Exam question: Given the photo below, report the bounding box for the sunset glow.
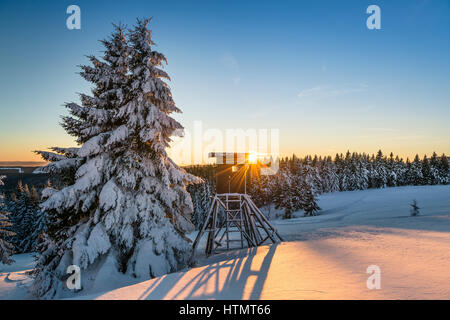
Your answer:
[1,1,449,164]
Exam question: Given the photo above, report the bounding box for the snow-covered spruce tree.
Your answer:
[372,150,388,188]
[184,165,216,229]
[410,155,423,185]
[0,176,15,265]
[273,169,304,219]
[302,182,321,216]
[438,154,449,184]
[8,181,43,253]
[35,147,81,187]
[421,155,432,185]
[188,182,212,229]
[249,174,270,208]
[31,20,200,298]
[429,152,440,185]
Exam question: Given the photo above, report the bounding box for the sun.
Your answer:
[248,152,258,164]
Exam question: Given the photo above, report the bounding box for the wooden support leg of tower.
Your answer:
[243,197,258,247]
[225,198,230,250]
[207,200,219,256]
[250,206,277,244]
[193,193,283,257]
[244,195,284,242]
[244,194,283,240]
[192,198,216,253]
[242,203,257,247]
[243,200,262,245]
[240,196,273,242]
[238,199,244,249]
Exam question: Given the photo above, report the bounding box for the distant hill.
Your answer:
[0,167,43,174]
[0,165,59,193]
[0,161,47,167]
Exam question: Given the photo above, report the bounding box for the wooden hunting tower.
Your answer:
[192,152,283,257]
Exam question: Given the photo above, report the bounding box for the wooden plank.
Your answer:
[192,197,216,252]
[244,194,284,242]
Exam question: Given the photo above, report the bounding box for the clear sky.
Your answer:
[0,0,449,164]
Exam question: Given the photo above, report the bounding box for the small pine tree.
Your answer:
[302,183,321,216]
[410,200,420,217]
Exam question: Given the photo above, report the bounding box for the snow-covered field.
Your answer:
[0,253,35,299]
[2,185,450,299]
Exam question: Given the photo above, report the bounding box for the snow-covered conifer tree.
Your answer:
[387,152,398,187]
[0,176,15,265]
[302,182,321,216]
[249,174,271,208]
[188,182,212,229]
[429,152,440,185]
[372,150,388,188]
[394,155,406,186]
[438,154,449,184]
[411,154,423,185]
[321,156,339,193]
[8,181,42,253]
[421,155,432,185]
[273,170,303,219]
[31,20,200,298]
